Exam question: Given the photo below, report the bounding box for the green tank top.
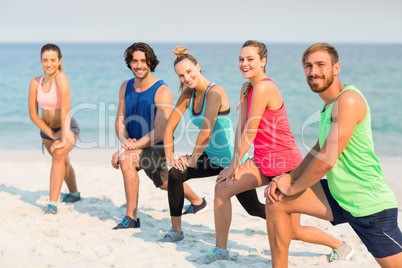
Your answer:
[319,85,397,217]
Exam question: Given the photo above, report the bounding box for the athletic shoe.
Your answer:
[113,216,140,230]
[62,192,81,203]
[329,242,354,262]
[200,247,229,264]
[157,228,184,243]
[183,197,207,215]
[44,204,58,215]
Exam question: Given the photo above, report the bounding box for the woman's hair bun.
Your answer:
[173,46,188,57]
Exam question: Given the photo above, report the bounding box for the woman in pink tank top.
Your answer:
[201,40,345,264]
[28,44,81,215]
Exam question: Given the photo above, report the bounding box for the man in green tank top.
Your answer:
[265,43,402,268]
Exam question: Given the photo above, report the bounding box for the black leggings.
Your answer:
[168,152,266,219]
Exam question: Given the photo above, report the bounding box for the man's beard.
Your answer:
[308,73,334,93]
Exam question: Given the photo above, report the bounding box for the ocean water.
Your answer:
[0,43,401,157]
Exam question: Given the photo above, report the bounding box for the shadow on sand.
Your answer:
[0,184,327,266]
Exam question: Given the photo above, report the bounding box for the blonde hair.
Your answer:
[173,46,198,93]
[238,83,253,109]
[238,40,268,106]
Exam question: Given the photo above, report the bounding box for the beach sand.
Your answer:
[0,149,400,267]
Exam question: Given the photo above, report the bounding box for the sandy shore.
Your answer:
[0,149,401,267]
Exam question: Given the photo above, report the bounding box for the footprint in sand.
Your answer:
[42,228,61,237]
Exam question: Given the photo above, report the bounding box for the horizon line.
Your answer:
[1,41,402,45]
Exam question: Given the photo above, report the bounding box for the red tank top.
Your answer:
[247,78,302,176]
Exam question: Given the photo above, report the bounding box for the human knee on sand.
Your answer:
[158,46,265,243]
[110,41,353,265]
[201,40,347,264]
[110,42,212,230]
[265,42,402,268]
[29,41,400,267]
[110,42,171,229]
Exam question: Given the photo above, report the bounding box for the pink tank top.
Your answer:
[37,75,61,110]
[247,78,302,176]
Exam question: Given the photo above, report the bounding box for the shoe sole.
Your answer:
[183,203,209,215]
[157,236,184,243]
[44,211,57,215]
[63,199,82,203]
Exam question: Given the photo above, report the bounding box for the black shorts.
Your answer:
[136,145,168,188]
[321,179,402,258]
[40,117,80,140]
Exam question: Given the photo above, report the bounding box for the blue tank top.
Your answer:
[125,78,165,144]
[189,83,248,167]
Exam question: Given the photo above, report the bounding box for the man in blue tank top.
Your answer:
[110,42,173,230]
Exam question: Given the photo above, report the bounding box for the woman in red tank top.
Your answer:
[201,40,345,264]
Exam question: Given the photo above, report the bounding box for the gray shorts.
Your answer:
[136,145,168,188]
[40,117,80,140]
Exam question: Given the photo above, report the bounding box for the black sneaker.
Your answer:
[183,197,208,215]
[62,192,81,203]
[113,216,140,230]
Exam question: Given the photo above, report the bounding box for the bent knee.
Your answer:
[120,152,140,170]
[168,168,186,183]
[265,200,287,216]
[214,182,232,201]
[52,148,65,162]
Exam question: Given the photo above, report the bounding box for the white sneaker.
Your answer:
[200,247,229,264]
[329,242,354,262]
[157,228,184,243]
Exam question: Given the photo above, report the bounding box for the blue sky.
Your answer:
[1,0,401,43]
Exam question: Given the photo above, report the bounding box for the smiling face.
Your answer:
[238,46,266,80]
[303,50,339,93]
[129,50,150,79]
[41,50,61,75]
[174,58,201,89]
